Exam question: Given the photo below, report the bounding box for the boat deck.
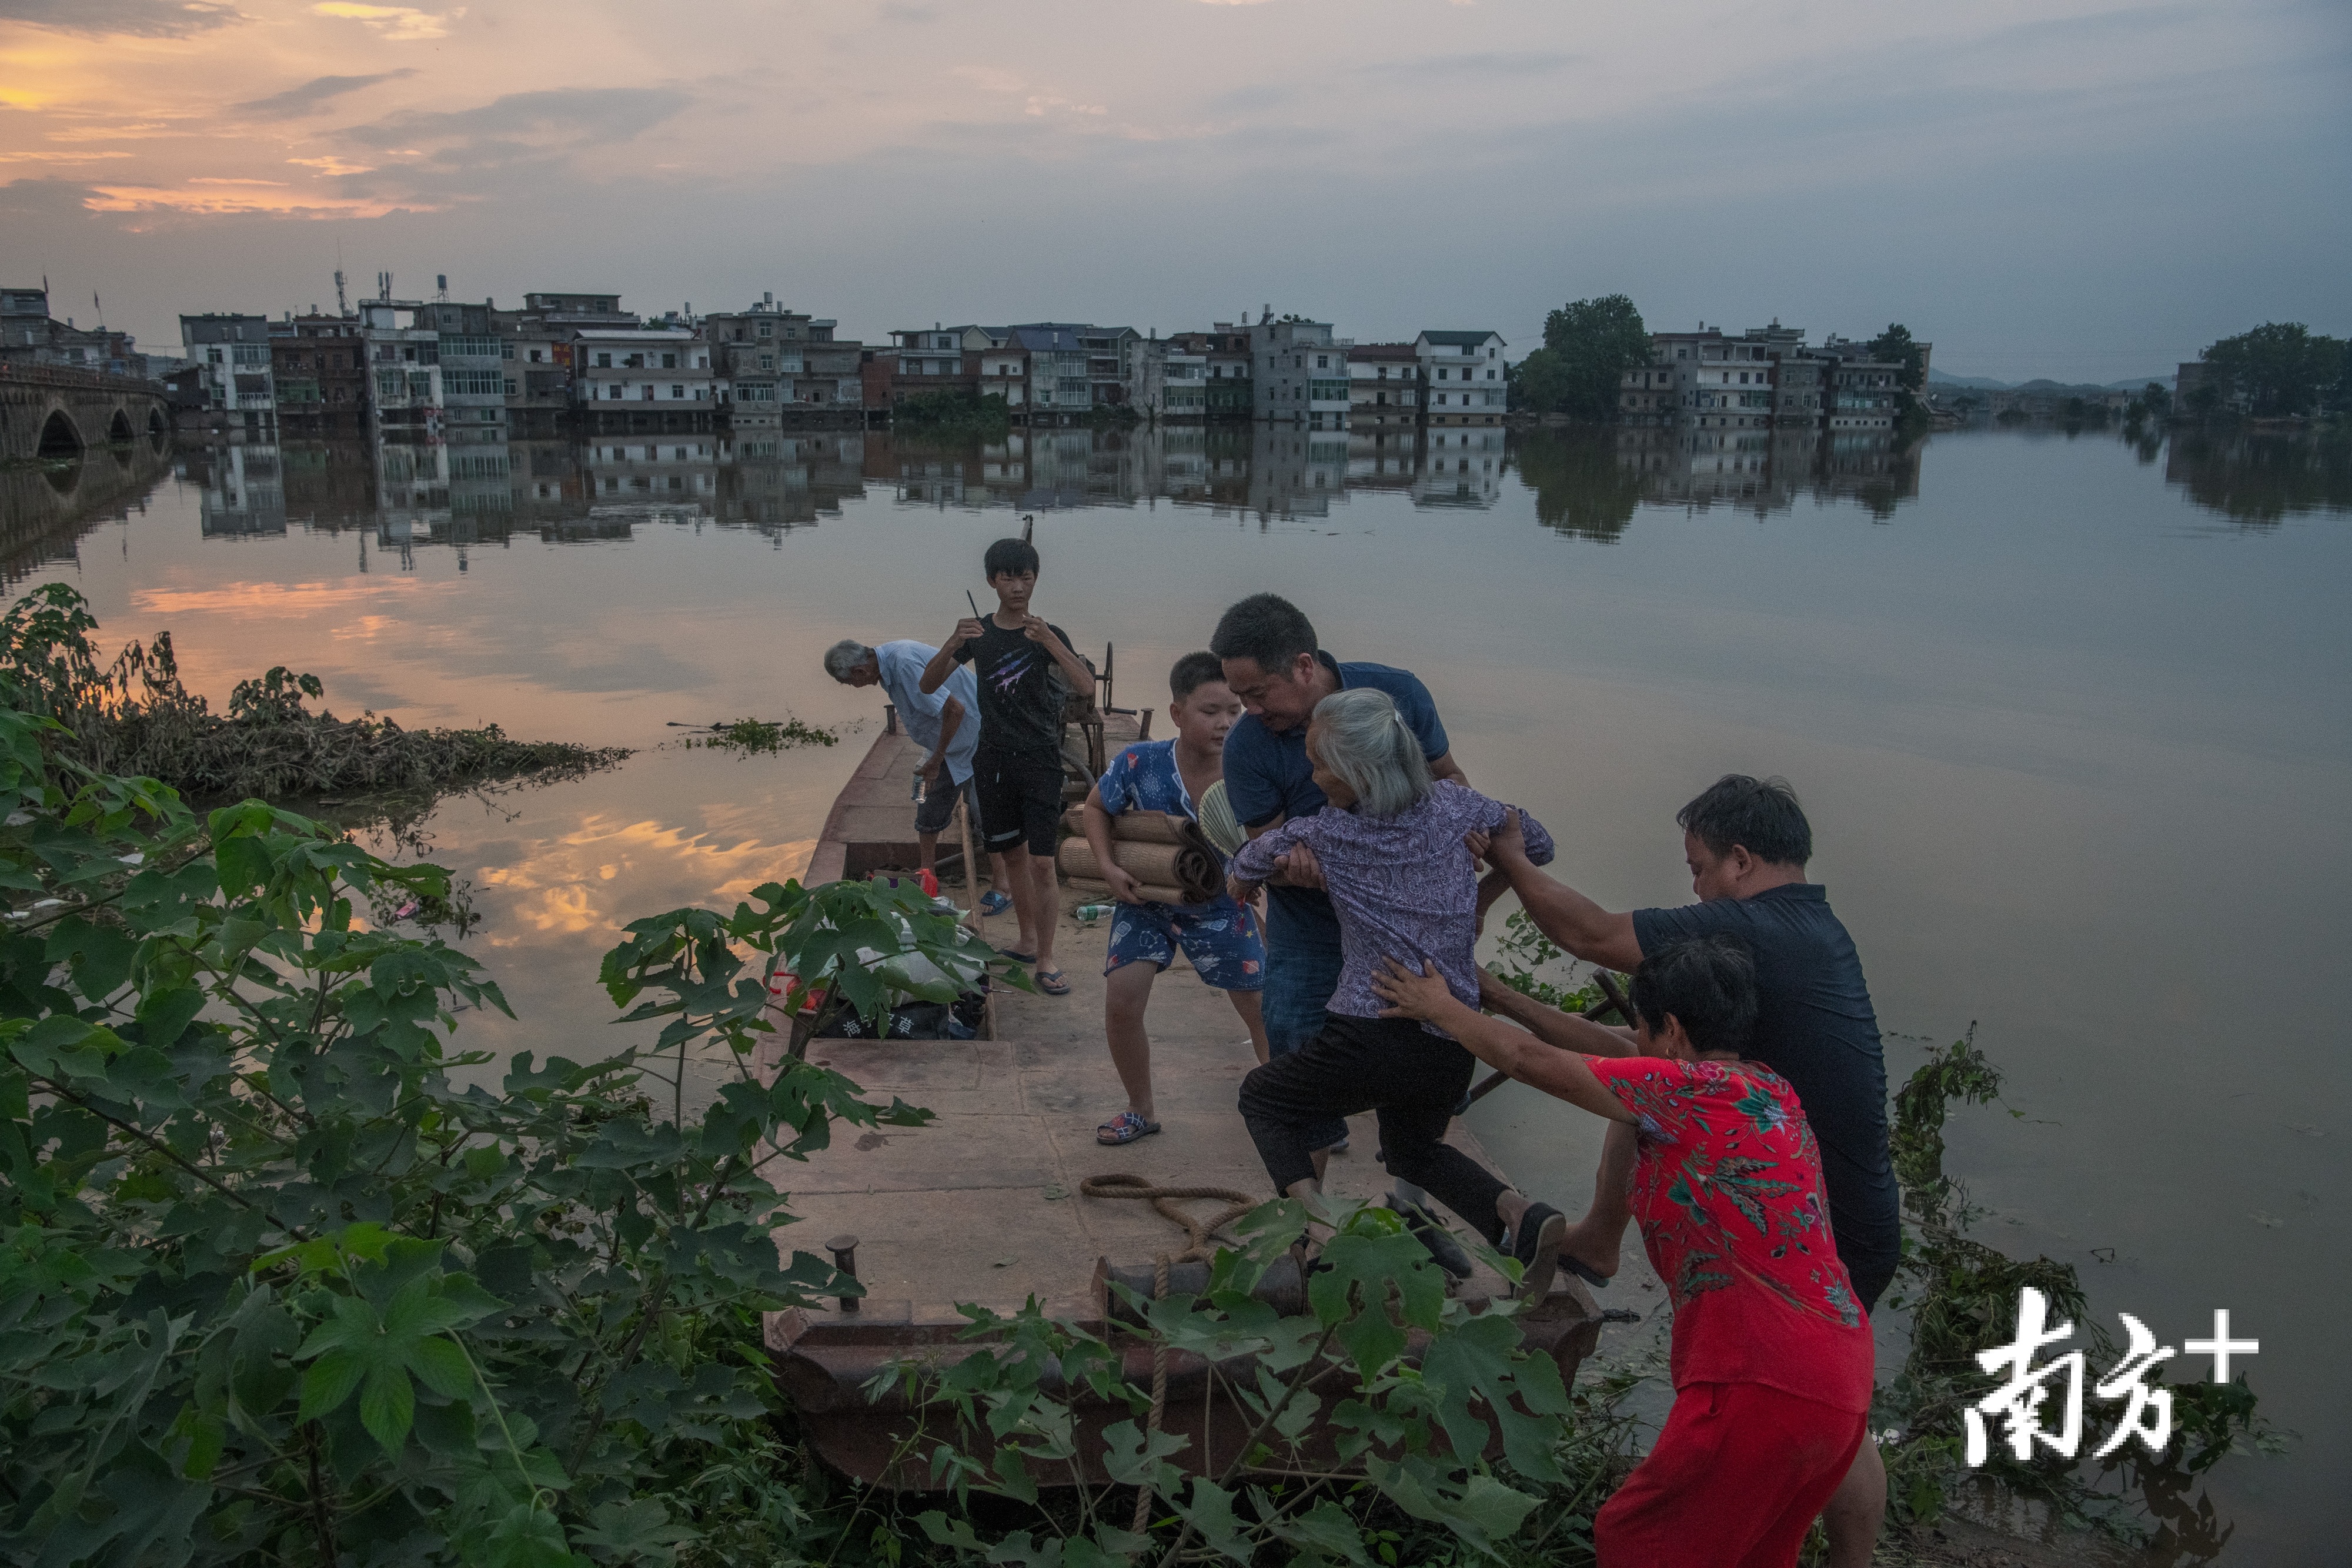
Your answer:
[763,718,1601,1485]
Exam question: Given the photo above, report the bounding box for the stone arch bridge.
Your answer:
[0,363,172,464]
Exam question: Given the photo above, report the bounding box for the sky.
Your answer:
[1,0,2346,385]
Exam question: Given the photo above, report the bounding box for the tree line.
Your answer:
[1509,296,1929,424]
[2186,323,2350,419]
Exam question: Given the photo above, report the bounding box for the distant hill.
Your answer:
[1929,370,2175,393]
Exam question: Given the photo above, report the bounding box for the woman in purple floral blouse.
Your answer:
[1228,687,1572,1294]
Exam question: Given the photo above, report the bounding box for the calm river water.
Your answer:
[6,420,2346,1560]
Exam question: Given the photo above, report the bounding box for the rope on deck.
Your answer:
[1078,1174,1261,1533]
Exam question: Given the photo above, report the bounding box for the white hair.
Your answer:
[1311,688,1432,818]
[823,639,876,682]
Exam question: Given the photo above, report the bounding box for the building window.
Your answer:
[596,352,613,368]
[671,385,684,399]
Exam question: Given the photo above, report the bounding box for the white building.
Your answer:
[1414,331,1506,427]
[574,329,714,426]
[179,313,276,434]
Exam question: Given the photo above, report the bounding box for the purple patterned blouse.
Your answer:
[1231,780,1556,1035]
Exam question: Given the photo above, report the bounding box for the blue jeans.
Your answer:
[1262,933,1349,1152]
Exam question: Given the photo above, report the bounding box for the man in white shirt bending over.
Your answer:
[824,638,1012,911]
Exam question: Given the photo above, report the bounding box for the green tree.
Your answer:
[1514,295,1649,421]
[2140,380,2173,420]
[2199,323,2346,418]
[1867,323,1929,423]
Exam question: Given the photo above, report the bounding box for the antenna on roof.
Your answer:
[1021,513,1034,544]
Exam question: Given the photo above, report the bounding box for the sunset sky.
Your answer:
[3,0,2345,383]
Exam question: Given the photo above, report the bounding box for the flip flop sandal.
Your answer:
[1096,1110,1161,1145]
[980,891,1014,915]
[1035,968,1071,995]
[1510,1202,1571,1301]
[997,947,1038,965]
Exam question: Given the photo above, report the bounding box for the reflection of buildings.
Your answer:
[713,432,867,529]
[1418,426,1508,506]
[1608,422,1916,517]
[188,442,288,536]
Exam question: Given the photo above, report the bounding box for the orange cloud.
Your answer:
[310,3,462,41]
[84,182,426,216]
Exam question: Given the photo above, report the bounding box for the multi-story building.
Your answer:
[1197,328,1254,419]
[1005,323,1141,419]
[574,328,715,432]
[878,324,991,414]
[1623,322,1925,436]
[1415,331,1506,427]
[181,313,278,434]
[978,333,1030,414]
[421,300,506,440]
[1125,334,1210,422]
[1347,343,1421,431]
[268,313,369,436]
[356,299,444,440]
[1,286,49,356]
[1250,319,1349,429]
[703,296,813,424]
[795,329,866,417]
[3,286,149,377]
[493,306,574,434]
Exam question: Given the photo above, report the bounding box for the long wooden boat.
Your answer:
[764,714,1603,1487]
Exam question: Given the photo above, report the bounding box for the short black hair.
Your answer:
[1208,593,1317,671]
[984,537,1040,580]
[1628,936,1758,1057]
[1169,650,1228,701]
[1676,774,1812,867]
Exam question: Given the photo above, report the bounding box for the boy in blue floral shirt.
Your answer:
[1078,651,1270,1145]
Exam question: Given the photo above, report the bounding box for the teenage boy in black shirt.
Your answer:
[921,537,1094,995]
[1473,774,1895,1567]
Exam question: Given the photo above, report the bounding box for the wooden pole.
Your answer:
[956,794,994,1042]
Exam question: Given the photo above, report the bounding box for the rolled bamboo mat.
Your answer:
[1057,837,1220,904]
[1061,806,1188,845]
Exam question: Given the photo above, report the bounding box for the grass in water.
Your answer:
[0,581,630,802]
[677,716,840,754]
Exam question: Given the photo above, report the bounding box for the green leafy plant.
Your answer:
[674,717,840,756]
[1873,1032,2286,1547]
[0,666,1039,1565]
[1486,908,1603,1014]
[871,1199,1633,1566]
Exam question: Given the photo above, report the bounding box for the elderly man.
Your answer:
[1476,774,1896,1568]
[823,637,1011,908]
[1210,594,1479,1189]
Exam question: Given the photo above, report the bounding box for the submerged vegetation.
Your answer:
[671,716,841,755]
[892,390,1014,437]
[0,583,629,804]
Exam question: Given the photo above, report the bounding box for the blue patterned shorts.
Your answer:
[1104,895,1265,991]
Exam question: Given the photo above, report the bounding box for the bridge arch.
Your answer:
[147,404,168,439]
[38,408,83,460]
[108,408,135,444]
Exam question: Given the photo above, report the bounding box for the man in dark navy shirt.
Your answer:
[1211,594,1474,1164]
[1476,773,1893,1566]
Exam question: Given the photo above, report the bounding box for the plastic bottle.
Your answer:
[1074,902,1114,923]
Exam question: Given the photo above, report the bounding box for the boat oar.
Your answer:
[1464,968,1638,1108]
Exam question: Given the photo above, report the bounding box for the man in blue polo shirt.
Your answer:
[1210,593,1472,1165]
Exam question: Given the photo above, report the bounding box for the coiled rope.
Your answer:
[1078,1174,1259,1532]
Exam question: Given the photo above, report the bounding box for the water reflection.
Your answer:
[2161,427,2352,528]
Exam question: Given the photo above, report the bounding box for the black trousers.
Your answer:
[1237,1012,1510,1246]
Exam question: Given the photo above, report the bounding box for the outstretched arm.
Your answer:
[1475,968,1638,1058]
[1372,957,1635,1123]
[1478,810,1642,972]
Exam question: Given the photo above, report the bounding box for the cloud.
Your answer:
[309,2,460,41]
[336,86,694,170]
[0,0,243,37]
[0,149,133,163]
[286,154,375,176]
[233,69,417,121]
[85,181,423,216]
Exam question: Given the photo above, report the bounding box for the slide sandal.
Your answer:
[1097,1110,1161,1145]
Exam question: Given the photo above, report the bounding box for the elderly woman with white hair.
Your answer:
[1228,687,1573,1295]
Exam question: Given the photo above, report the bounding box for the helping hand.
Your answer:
[1371,953,1455,1022]
[1271,841,1326,890]
[1484,808,1526,864]
[1226,872,1262,907]
[1475,965,1519,1013]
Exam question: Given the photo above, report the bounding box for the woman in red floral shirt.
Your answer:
[1373,934,1874,1568]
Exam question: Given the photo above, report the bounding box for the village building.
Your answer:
[268,313,369,436]
[1347,342,1422,432]
[180,313,278,436]
[1251,318,1349,429]
[574,327,715,433]
[1415,330,1506,427]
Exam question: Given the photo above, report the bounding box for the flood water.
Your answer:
[8,419,2347,1560]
